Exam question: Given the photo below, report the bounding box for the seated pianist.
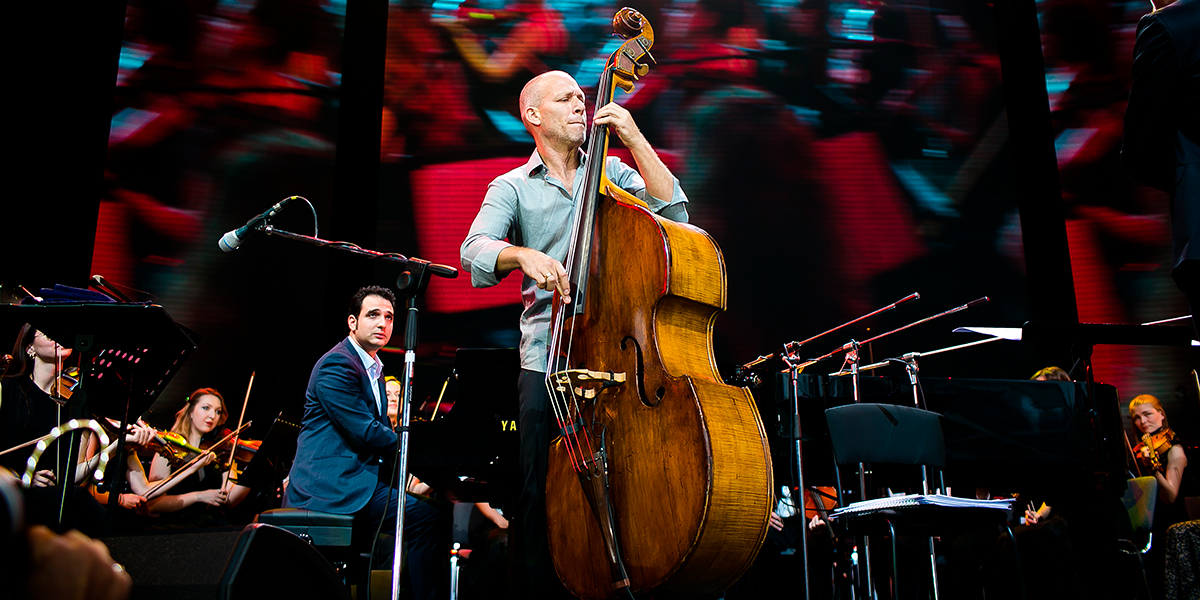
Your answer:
[284,286,448,600]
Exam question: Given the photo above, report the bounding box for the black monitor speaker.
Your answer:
[102,523,350,600]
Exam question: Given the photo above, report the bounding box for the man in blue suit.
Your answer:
[286,285,445,599]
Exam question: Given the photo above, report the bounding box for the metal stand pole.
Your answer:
[900,357,940,600]
[391,268,432,600]
[789,365,812,600]
[845,341,876,600]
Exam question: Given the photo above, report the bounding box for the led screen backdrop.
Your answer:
[87,0,1194,443]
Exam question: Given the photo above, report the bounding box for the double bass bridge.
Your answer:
[549,368,627,401]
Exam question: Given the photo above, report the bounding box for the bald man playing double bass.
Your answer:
[460,70,689,595]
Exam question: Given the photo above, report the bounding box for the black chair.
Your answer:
[825,403,1027,600]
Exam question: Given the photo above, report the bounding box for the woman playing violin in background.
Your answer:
[1,323,155,533]
[145,388,251,524]
[1130,394,1188,505]
[1128,393,1188,597]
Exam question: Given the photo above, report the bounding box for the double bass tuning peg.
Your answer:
[637,38,656,66]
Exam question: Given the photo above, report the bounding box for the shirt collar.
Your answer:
[346,335,384,379]
[525,148,588,178]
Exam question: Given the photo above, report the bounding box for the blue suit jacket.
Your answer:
[285,337,397,514]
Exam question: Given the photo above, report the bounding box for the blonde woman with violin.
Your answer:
[1129,393,1188,596]
[145,388,251,524]
[1131,394,1188,505]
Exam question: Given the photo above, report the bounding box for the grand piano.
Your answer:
[406,348,521,508]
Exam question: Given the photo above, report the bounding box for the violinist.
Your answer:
[1130,393,1188,508]
[385,375,402,429]
[460,70,688,596]
[83,417,215,518]
[1129,393,1188,596]
[386,375,432,496]
[1031,365,1071,382]
[144,388,250,524]
[1,324,151,533]
[1018,365,1073,524]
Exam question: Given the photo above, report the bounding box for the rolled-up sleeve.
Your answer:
[461,179,520,288]
[606,156,690,223]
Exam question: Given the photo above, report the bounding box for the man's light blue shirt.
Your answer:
[460,149,689,372]
[347,335,384,415]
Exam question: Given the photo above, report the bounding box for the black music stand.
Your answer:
[236,412,301,496]
[0,303,200,532]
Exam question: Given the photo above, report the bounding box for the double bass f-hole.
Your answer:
[619,335,661,408]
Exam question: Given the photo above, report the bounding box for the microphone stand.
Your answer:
[390,265,434,600]
[253,223,458,600]
[260,225,459,279]
[765,293,920,600]
[742,293,920,370]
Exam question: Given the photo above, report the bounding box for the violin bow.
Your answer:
[0,431,56,457]
[226,371,255,489]
[429,376,450,420]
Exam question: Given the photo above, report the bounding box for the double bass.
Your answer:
[543,9,774,599]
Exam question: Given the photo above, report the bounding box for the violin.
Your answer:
[54,366,81,400]
[158,430,259,470]
[199,434,260,469]
[142,422,253,499]
[1133,427,1176,474]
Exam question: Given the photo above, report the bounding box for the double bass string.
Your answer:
[545,56,621,477]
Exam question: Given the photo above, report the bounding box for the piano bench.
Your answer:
[255,508,355,547]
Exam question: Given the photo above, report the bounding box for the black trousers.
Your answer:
[517,369,571,598]
[359,483,447,600]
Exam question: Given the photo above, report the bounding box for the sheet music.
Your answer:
[831,493,1014,517]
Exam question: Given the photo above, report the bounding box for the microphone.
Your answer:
[218,197,296,252]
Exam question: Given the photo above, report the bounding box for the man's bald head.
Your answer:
[518,71,587,147]
[519,71,577,129]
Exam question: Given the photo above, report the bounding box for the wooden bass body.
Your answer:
[545,181,774,599]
